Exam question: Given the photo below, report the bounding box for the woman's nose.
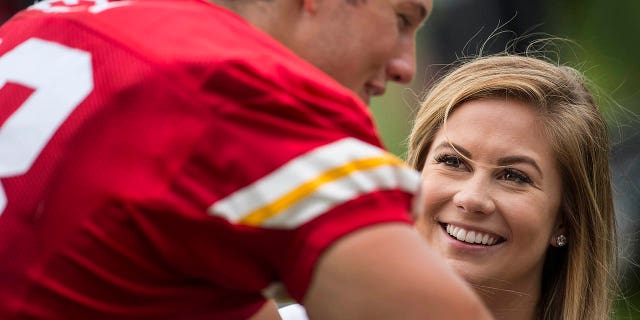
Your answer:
[452,176,496,215]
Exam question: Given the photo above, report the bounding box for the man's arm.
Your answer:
[303,223,492,319]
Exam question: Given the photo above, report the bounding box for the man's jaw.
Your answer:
[360,82,386,105]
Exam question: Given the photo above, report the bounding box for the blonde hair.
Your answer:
[407,55,617,320]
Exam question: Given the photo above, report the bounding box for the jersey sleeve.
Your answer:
[161,56,421,302]
[215,57,420,300]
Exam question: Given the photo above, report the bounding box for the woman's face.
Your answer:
[414,98,563,294]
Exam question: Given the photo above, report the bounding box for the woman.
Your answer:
[407,54,617,319]
[279,54,617,320]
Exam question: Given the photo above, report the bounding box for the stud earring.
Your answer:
[556,234,567,247]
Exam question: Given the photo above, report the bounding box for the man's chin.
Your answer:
[358,94,370,106]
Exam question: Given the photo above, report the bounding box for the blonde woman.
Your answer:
[407,54,617,320]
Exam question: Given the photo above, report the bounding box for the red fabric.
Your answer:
[0,0,414,319]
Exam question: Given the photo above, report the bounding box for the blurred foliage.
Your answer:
[372,0,639,158]
[546,0,640,116]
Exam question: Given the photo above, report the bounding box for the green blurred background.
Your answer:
[2,0,639,317]
[372,0,640,158]
[370,0,640,318]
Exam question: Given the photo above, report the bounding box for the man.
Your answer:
[0,0,491,319]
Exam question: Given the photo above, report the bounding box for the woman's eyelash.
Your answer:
[434,154,534,185]
[500,168,533,184]
[434,154,463,167]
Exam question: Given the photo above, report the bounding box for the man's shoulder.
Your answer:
[15,0,275,62]
[92,0,268,60]
[5,0,365,119]
[86,1,355,103]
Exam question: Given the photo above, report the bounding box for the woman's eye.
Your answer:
[500,168,532,185]
[435,154,464,168]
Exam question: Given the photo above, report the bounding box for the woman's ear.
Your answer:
[549,219,567,248]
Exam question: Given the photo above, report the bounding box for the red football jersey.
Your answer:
[0,0,419,318]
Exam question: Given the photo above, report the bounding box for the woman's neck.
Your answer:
[474,279,541,320]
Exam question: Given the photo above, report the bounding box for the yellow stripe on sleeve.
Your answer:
[239,156,402,226]
[209,138,419,229]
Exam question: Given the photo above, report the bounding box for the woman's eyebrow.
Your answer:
[497,156,543,177]
[435,142,543,178]
[434,141,472,158]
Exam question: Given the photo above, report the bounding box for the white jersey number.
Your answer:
[0,38,93,215]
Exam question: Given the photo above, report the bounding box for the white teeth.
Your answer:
[474,232,483,244]
[456,229,467,241]
[444,224,499,246]
[465,231,476,243]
